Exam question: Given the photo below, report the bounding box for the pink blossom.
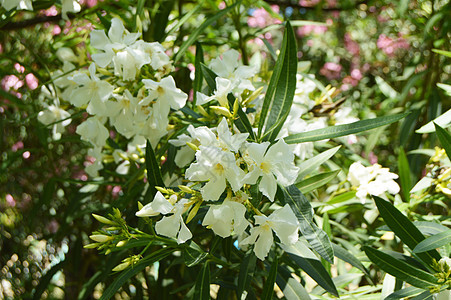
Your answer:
[25,73,39,90]
[377,34,409,56]
[11,141,24,152]
[247,6,281,28]
[344,33,360,56]
[43,5,58,16]
[368,152,378,164]
[320,62,342,80]
[79,0,98,7]
[47,220,60,233]
[52,25,61,35]
[297,24,328,36]
[1,75,24,91]
[218,1,226,9]
[14,63,25,74]
[299,0,320,7]
[351,69,362,81]
[6,194,16,207]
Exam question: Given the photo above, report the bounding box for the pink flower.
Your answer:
[247,6,281,28]
[299,0,320,7]
[377,34,409,56]
[1,75,24,91]
[25,73,39,90]
[11,141,24,152]
[344,33,359,56]
[320,62,342,80]
[351,69,362,81]
[14,63,25,73]
[6,194,16,207]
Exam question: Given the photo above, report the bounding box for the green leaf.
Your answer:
[413,221,450,236]
[276,266,312,300]
[260,21,297,142]
[164,2,203,40]
[296,170,340,194]
[288,254,339,297]
[200,62,216,91]
[258,21,293,138]
[363,247,438,289]
[285,112,409,144]
[279,185,334,263]
[261,256,278,300]
[145,140,164,199]
[373,196,441,266]
[432,49,451,58]
[411,291,435,300]
[416,109,451,133]
[413,229,451,253]
[193,262,210,300]
[434,123,451,159]
[296,146,341,180]
[237,251,257,299]
[331,243,372,281]
[184,241,208,267]
[386,286,424,299]
[174,1,240,62]
[375,76,399,99]
[100,248,174,300]
[193,42,204,106]
[397,147,412,202]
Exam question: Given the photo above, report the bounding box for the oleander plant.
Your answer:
[0,0,450,299]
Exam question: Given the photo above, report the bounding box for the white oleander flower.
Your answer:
[196,77,233,108]
[136,193,192,244]
[209,49,257,94]
[90,18,140,69]
[347,162,400,202]
[1,0,32,10]
[202,200,250,238]
[141,76,188,113]
[76,116,109,148]
[185,146,245,201]
[61,0,81,19]
[37,104,72,140]
[68,64,114,115]
[243,139,299,202]
[240,204,299,260]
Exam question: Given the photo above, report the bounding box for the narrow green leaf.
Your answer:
[262,21,297,142]
[288,254,339,297]
[434,123,451,159]
[411,291,435,300]
[100,248,174,300]
[433,49,451,58]
[416,109,451,133]
[200,63,216,91]
[193,262,210,300]
[145,140,165,199]
[285,112,409,144]
[296,146,341,180]
[261,257,278,300]
[413,229,451,253]
[397,147,412,202]
[363,247,438,289]
[184,241,208,267]
[164,2,203,40]
[237,251,257,299]
[296,170,340,194]
[276,266,311,300]
[258,21,290,137]
[174,1,240,62]
[413,221,450,236]
[331,243,372,281]
[227,94,256,140]
[386,286,424,299]
[279,185,334,263]
[373,196,441,266]
[193,42,204,106]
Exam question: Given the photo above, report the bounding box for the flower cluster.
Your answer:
[37,18,187,177]
[347,161,400,202]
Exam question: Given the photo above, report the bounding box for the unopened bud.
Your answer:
[155,186,169,194]
[89,234,113,243]
[116,240,127,247]
[197,105,210,117]
[210,106,233,118]
[112,261,131,272]
[179,185,193,193]
[186,142,199,151]
[92,214,116,225]
[84,243,100,249]
[232,99,240,118]
[138,201,144,210]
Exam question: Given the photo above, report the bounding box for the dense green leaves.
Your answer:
[363,247,439,289]
[373,196,441,266]
[236,251,257,299]
[145,140,164,199]
[193,262,210,300]
[261,257,278,300]
[296,146,341,180]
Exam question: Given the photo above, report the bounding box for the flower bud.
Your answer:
[112,261,131,272]
[116,240,127,247]
[92,214,116,225]
[89,234,113,243]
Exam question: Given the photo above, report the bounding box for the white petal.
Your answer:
[259,173,277,202]
[254,226,273,260]
[177,219,192,244]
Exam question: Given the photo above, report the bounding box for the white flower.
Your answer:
[202,200,250,238]
[348,162,400,202]
[61,0,81,19]
[185,146,245,201]
[90,18,140,69]
[136,193,192,244]
[1,0,32,10]
[240,205,299,260]
[209,49,257,94]
[85,147,104,177]
[68,63,114,114]
[196,77,233,108]
[243,139,299,202]
[141,76,188,113]
[76,117,109,148]
[38,104,71,140]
